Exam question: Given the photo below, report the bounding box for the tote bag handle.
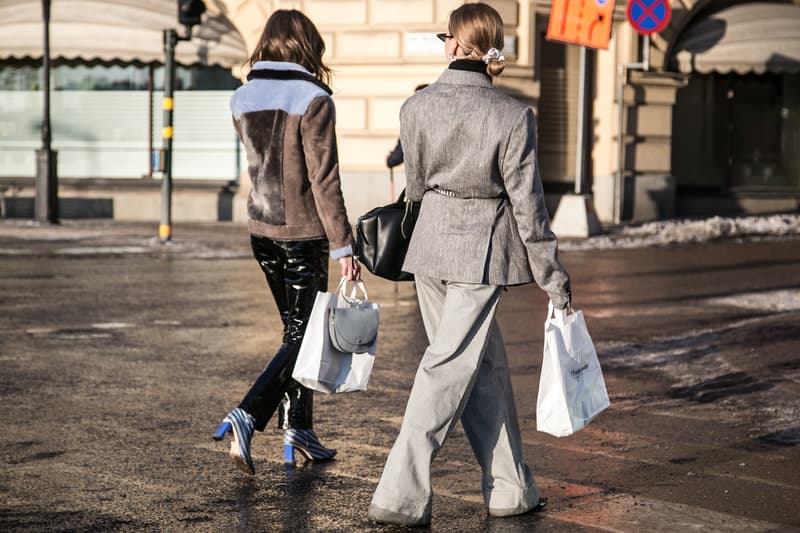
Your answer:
[546,300,574,327]
[336,276,369,305]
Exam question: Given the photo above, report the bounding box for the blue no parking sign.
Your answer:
[627,0,671,35]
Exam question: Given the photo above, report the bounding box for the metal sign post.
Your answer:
[35,0,58,224]
[389,167,395,202]
[574,45,590,196]
[544,0,613,238]
[614,0,670,223]
[160,29,177,242]
[614,36,650,224]
[158,0,206,242]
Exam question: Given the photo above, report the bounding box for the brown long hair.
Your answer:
[248,10,332,86]
[449,3,505,76]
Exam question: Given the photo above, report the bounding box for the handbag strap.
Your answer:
[397,188,415,239]
[401,198,415,239]
[337,277,369,305]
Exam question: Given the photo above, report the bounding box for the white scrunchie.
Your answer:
[482,48,505,64]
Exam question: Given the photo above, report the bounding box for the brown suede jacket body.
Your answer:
[231,61,353,258]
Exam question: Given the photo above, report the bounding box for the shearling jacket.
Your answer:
[230,61,352,259]
[400,62,571,308]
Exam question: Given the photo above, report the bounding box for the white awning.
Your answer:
[0,0,248,68]
[671,2,800,75]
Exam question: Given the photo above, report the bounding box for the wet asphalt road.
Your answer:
[1,221,799,532]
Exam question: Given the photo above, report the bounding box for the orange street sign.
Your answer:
[546,0,616,50]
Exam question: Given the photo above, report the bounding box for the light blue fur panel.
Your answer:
[230,61,329,119]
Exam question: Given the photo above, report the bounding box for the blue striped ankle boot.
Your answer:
[283,428,337,466]
[216,408,256,475]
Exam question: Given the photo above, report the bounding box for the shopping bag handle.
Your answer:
[337,276,369,304]
[547,300,574,326]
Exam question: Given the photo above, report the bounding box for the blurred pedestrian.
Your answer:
[367,3,571,526]
[385,84,428,169]
[213,9,360,475]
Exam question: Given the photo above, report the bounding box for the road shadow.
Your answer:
[668,371,773,403]
[757,427,800,447]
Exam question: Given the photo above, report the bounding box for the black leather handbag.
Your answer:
[355,190,419,282]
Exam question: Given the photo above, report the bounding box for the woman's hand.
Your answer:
[339,255,361,281]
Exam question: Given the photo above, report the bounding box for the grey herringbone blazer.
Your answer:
[400,66,571,308]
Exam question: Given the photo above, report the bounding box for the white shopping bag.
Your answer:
[292,278,379,393]
[536,301,610,437]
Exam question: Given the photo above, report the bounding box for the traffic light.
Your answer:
[178,0,206,28]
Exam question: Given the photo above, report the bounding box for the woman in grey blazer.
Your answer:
[368,3,571,527]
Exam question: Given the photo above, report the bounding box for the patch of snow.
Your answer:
[704,289,800,312]
[0,248,36,255]
[560,214,800,251]
[55,246,151,255]
[91,322,135,329]
[597,315,800,437]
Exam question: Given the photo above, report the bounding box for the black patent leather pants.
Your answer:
[238,235,329,432]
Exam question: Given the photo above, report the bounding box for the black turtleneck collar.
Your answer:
[448,59,490,78]
[247,67,332,95]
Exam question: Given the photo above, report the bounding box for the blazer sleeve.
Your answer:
[300,95,353,259]
[501,108,571,308]
[399,100,425,202]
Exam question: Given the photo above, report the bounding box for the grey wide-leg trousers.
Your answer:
[369,275,538,523]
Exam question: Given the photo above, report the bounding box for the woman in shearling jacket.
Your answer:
[213,9,359,475]
[368,3,570,527]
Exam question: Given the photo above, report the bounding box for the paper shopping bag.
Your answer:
[292,279,379,393]
[536,302,610,437]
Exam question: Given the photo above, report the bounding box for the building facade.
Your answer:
[1,0,798,223]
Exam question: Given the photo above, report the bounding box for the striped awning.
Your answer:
[0,0,248,68]
[671,2,800,75]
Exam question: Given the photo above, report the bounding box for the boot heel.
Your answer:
[284,444,296,466]
[283,428,336,463]
[213,421,232,441]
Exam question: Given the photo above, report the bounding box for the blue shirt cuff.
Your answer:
[330,244,353,260]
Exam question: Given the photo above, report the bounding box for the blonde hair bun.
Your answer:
[482,47,506,76]
[486,58,506,76]
[449,3,506,77]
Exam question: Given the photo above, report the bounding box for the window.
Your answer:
[0,63,241,91]
[673,73,800,191]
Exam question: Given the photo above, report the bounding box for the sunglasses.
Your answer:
[436,33,453,42]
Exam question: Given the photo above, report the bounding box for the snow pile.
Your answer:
[704,289,800,312]
[560,214,800,251]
